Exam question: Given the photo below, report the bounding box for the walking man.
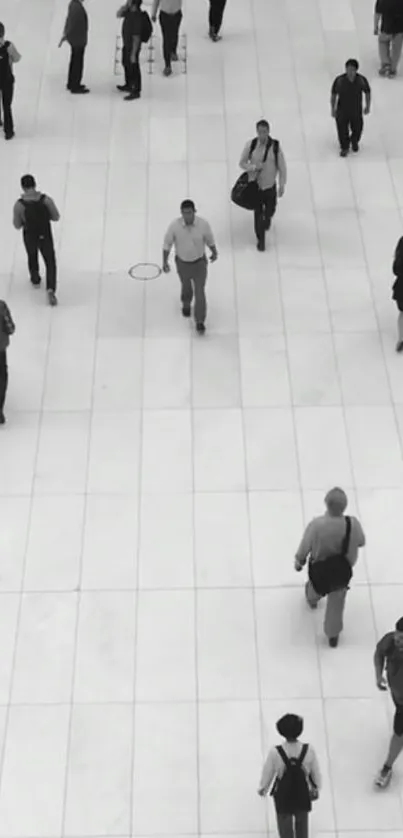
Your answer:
[59,0,89,94]
[208,0,227,41]
[0,298,15,425]
[0,21,21,140]
[294,487,366,647]
[374,0,403,77]
[331,59,371,157]
[117,0,144,100]
[13,175,60,307]
[374,617,403,788]
[151,0,182,76]
[239,119,287,252]
[162,199,218,335]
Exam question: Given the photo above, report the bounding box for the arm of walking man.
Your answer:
[12,200,24,231]
[44,196,61,222]
[8,42,21,63]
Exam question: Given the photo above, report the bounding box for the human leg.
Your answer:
[171,11,183,57]
[378,32,392,73]
[396,307,403,350]
[23,232,41,284]
[69,46,85,91]
[294,812,309,838]
[323,588,348,641]
[192,258,208,325]
[38,236,57,293]
[390,33,403,74]
[305,579,322,610]
[350,113,363,150]
[336,112,349,153]
[262,185,277,231]
[0,350,8,418]
[1,80,14,137]
[176,258,194,311]
[159,11,173,69]
[375,703,403,787]
[276,813,295,838]
[254,192,266,249]
[209,0,227,35]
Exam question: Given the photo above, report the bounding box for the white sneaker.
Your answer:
[374,765,392,789]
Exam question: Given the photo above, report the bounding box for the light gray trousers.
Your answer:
[305,580,348,638]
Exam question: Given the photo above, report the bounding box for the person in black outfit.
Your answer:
[151,0,183,77]
[0,299,15,425]
[392,237,403,352]
[13,175,60,307]
[116,0,143,100]
[0,22,21,140]
[59,0,89,94]
[331,59,371,157]
[209,0,227,41]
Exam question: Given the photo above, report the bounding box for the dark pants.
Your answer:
[122,46,142,93]
[176,256,208,324]
[336,110,363,151]
[254,185,277,243]
[23,232,57,291]
[276,812,309,838]
[67,45,86,91]
[0,351,8,413]
[159,10,182,68]
[0,80,14,136]
[209,0,227,34]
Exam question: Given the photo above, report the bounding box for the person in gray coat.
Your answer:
[59,0,89,93]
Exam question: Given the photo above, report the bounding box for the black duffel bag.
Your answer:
[231,173,259,210]
[308,516,352,596]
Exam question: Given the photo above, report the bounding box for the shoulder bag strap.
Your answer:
[341,516,351,557]
[248,137,258,160]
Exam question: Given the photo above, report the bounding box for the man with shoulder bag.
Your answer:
[117,0,152,100]
[237,119,287,252]
[294,487,366,648]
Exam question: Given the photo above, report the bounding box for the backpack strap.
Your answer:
[297,743,309,766]
[273,139,279,169]
[248,137,280,169]
[276,746,291,767]
[341,516,351,557]
[248,137,258,159]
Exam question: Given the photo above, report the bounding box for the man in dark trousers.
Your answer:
[331,59,371,157]
[208,0,227,41]
[59,0,89,93]
[151,0,183,77]
[0,22,21,140]
[13,175,60,307]
[116,0,143,100]
[374,0,403,77]
[0,298,15,425]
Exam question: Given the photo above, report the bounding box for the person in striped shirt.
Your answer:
[0,300,15,424]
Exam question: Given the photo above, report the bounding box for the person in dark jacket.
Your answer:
[392,237,403,352]
[116,0,143,100]
[59,0,89,94]
[0,299,15,425]
[374,617,403,788]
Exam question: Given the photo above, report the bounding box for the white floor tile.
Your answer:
[139,493,194,588]
[193,409,246,491]
[24,495,84,591]
[244,408,299,490]
[87,412,141,494]
[141,410,192,492]
[194,492,252,587]
[81,495,139,589]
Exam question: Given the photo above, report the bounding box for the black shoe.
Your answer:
[196,322,206,334]
[351,142,359,152]
[171,52,178,61]
[47,290,58,307]
[70,87,90,94]
[340,149,348,157]
[329,636,339,648]
[0,412,5,425]
[163,66,172,77]
[116,84,130,92]
[31,274,42,286]
[257,238,265,251]
[124,91,141,100]
[182,306,191,317]
[396,341,403,353]
[4,131,14,140]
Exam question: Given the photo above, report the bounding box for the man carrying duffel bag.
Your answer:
[234,119,287,252]
[294,487,366,648]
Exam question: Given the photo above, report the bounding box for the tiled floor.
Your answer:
[0,0,403,835]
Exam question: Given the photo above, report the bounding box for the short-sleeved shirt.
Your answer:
[163,216,215,262]
[375,0,403,34]
[331,73,371,114]
[375,632,403,704]
[295,514,366,568]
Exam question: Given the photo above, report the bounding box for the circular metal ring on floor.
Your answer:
[128,263,162,281]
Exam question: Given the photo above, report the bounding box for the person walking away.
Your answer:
[59,0,89,94]
[151,0,182,76]
[0,22,21,140]
[258,714,321,838]
[392,236,403,352]
[374,617,403,788]
[116,0,144,100]
[13,175,60,307]
[295,487,366,648]
[374,0,403,77]
[331,59,371,157]
[0,299,15,425]
[208,0,227,41]
[239,119,287,252]
[162,199,218,335]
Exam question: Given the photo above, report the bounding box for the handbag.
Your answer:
[231,137,278,211]
[308,517,352,597]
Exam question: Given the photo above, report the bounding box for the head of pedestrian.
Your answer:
[0,22,5,44]
[256,119,270,145]
[276,714,304,743]
[394,617,403,651]
[345,58,359,82]
[324,487,348,517]
[20,174,37,194]
[180,199,196,226]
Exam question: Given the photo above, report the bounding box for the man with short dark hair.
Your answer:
[117,0,143,100]
[162,200,218,334]
[331,59,371,157]
[239,119,287,252]
[0,21,21,140]
[374,617,403,788]
[59,0,89,94]
[374,0,403,77]
[13,175,60,306]
[208,0,227,41]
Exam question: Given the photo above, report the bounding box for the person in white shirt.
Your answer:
[151,0,183,76]
[258,714,321,838]
[0,21,21,140]
[239,119,287,251]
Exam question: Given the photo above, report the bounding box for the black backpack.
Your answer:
[20,195,51,239]
[271,744,312,815]
[308,516,352,597]
[141,10,153,43]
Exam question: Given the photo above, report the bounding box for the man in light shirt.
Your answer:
[239,119,287,251]
[295,487,365,648]
[151,0,183,77]
[162,200,218,335]
[0,21,21,140]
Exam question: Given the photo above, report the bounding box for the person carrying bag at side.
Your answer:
[294,487,366,648]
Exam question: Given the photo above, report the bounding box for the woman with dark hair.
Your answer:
[258,714,321,838]
[392,237,403,352]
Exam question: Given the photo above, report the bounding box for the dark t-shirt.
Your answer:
[331,73,371,114]
[375,0,403,34]
[375,632,403,703]
[122,9,142,49]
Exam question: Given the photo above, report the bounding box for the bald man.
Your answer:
[294,488,365,647]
